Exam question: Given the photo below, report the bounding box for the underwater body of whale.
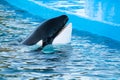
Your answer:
[22,15,72,48]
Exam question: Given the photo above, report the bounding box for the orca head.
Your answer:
[55,15,68,28]
[22,15,69,48]
[46,15,68,37]
[42,15,69,47]
[48,15,68,37]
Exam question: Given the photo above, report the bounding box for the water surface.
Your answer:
[0,0,120,80]
[33,0,120,25]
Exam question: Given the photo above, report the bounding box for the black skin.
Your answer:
[22,15,69,51]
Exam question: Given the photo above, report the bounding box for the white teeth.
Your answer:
[53,23,72,45]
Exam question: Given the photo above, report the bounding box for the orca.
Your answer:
[22,15,70,49]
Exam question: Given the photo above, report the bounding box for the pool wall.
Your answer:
[5,0,120,42]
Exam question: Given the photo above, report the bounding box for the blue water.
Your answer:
[0,0,120,80]
[34,0,120,25]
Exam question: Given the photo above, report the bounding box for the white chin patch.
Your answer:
[53,23,72,45]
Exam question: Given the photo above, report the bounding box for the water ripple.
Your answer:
[0,0,120,80]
